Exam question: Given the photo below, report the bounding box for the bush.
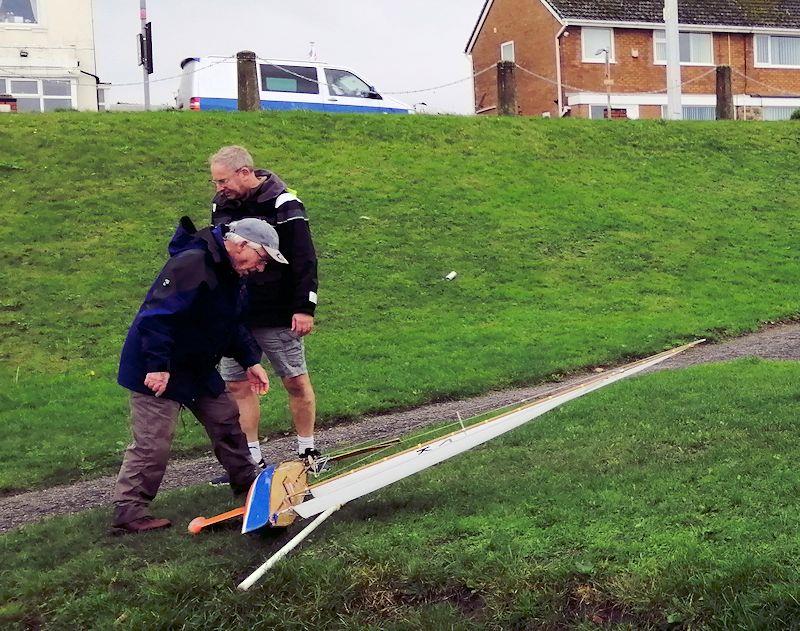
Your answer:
[791,109,800,120]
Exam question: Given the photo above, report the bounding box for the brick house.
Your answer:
[466,0,800,120]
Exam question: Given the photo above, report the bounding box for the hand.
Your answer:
[246,364,270,395]
[144,371,170,397]
[291,313,314,336]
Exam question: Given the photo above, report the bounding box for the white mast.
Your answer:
[294,340,704,520]
[239,340,704,588]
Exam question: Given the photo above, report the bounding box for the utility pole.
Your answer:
[139,0,150,110]
[664,0,682,119]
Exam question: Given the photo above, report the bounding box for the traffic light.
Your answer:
[137,22,154,75]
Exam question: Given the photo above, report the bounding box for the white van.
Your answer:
[176,56,413,114]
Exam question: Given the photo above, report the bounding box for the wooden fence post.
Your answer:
[237,51,260,111]
[497,61,517,116]
[716,66,734,120]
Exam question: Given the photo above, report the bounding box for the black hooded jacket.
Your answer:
[211,170,318,328]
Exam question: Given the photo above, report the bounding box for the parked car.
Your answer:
[176,56,413,114]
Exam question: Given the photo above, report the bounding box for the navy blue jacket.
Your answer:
[118,217,262,405]
[211,170,318,328]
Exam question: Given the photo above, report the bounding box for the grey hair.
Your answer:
[223,231,262,252]
[209,145,254,171]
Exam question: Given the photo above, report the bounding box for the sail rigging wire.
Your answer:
[308,394,560,482]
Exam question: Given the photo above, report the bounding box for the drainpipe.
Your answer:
[555,25,567,116]
[80,69,102,111]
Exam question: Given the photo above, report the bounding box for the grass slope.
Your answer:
[3,360,800,628]
[1,112,799,491]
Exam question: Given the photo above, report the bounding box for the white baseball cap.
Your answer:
[227,218,288,264]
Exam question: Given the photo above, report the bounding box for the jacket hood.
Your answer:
[250,169,287,203]
[168,216,225,264]
[168,216,199,256]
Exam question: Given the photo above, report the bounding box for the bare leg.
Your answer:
[226,379,261,443]
[282,373,316,438]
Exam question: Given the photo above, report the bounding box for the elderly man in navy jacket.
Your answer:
[111,216,286,534]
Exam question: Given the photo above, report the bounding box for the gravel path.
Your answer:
[3,323,800,533]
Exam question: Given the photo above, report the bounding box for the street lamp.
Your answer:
[663,0,682,119]
[597,48,612,119]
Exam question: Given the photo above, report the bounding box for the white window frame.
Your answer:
[653,30,714,66]
[659,104,716,120]
[762,105,800,120]
[754,34,800,69]
[500,40,515,62]
[3,76,76,111]
[97,84,110,111]
[0,0,46,29]
[582,27,615,63]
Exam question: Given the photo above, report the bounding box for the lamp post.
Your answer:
[139,0,150,110]
[664,0,682,119]
[597,48,612,119]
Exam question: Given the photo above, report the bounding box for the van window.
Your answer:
[259,64,319,94]
[325,68,372,98]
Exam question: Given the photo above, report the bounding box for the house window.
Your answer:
[259,64,319,94]
[660,105,716,120]
[10,79,37,93]
[42,79,70,97]
[15,97,40,111]
[97,86,108,111]
[755,34,800,67]
[762,106,800,120]
[582,27,614,63]
[3,77,74,111]
[654,31,713,65]
[0,0,37,24]
[500,41,515,62]
[590,105,629,119]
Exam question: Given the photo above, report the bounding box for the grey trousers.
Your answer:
[112,390,259,527]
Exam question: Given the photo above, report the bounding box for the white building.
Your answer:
[0,0,105,111]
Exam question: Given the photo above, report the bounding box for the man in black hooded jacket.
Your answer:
[208,145,319,474]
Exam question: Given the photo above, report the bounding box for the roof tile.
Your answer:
[547,0,800,28]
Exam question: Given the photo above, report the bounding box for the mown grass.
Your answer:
[3,360,800,629]
[1,111,799,491]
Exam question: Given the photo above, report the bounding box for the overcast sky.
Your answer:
[92,0,487,114]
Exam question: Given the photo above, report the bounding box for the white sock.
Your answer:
[248,441,263,464]
[297,435,315,455]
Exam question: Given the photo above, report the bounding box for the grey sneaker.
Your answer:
[209,472,230,487]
